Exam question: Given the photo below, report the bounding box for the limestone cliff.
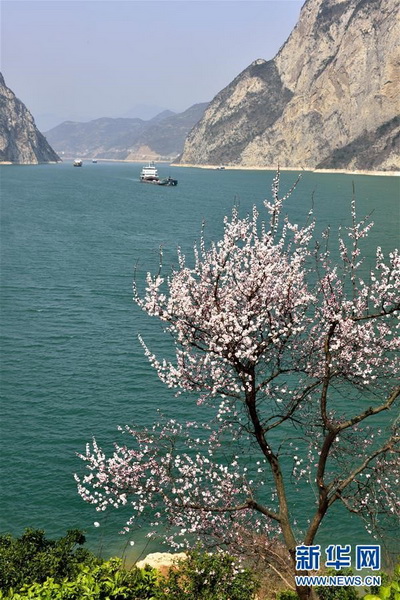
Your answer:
[179,0,400,171]
[0,73,60,164]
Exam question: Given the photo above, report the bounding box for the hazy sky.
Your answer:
[1,0,303,130]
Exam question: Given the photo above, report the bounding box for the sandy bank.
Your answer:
[172,163,400,177]
[0,161,61,165]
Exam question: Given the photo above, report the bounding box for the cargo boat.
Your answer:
[140,162,177,186]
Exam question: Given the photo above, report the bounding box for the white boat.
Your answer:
[140,161,159,182]
[73,159,83,167]
[140,162,178,186]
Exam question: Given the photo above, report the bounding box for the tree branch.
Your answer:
[176,498,281,523]
[327,435,399,507]
[336,385,400,433]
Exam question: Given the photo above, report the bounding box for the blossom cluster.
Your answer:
[75,420,280,552]
[78,171,399,558]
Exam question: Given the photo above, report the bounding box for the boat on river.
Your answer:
[73,159,83,167]
[140,162,178,186]
[157,176,178,186]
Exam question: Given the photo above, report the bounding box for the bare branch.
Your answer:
[176,498,281,523]
[328,436,400,507]
[337,385,400,433]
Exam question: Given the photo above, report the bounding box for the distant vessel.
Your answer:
[73,159,83,167]
[92,159,97,163]
[140,162,178,186]
[216,165,226,170]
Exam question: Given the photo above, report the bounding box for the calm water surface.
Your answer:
[1,162,399,560]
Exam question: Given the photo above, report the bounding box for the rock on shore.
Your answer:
[135,552,187,575]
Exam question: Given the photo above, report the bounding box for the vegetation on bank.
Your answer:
[0,529,257,599]
[0,529,399,600]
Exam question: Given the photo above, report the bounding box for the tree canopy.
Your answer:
[76,172,399,599]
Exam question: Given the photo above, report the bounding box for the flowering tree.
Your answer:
[76,172,399,599]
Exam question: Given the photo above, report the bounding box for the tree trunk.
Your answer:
[288,549,318,600]
[295,581,318,600]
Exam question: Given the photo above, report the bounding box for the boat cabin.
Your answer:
[140,161,159,181]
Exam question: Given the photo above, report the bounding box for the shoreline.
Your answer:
[172,163,400,177]
[1,158,398,178]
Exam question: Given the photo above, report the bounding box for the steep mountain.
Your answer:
[0,73,60,164]
[45,103,208,161]
[178,0,400,171]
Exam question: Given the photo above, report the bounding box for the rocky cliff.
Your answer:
[0,73,60,164]
[179,0,400,171]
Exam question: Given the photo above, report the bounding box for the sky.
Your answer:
[1,0,303,131]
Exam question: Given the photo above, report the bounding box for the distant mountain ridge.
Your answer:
[121,104,173,121]
[45,103,208,161]
[0,73,60,164]
[178,0,400,172]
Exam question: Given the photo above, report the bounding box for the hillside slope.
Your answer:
[45,103,208,161]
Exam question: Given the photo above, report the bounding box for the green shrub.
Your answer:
[0,558,159,600]
[277,590,299,600]
[316,569,359,600]
[0,528,100,593]
[0,529,260,599]
[156,549,259,600]
[363,565,400,600]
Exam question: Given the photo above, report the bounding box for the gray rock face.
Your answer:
[179,0,400,171]
[0,73,60,164]
[183,60,293,165]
